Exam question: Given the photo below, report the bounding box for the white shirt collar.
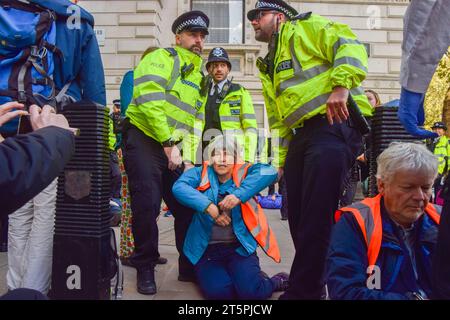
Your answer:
[210,79,228,96]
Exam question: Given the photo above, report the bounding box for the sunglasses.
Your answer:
[254,10,280,21]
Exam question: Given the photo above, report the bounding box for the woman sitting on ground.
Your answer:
[172,136,288,299]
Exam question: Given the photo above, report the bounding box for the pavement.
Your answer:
[0,208,294,300]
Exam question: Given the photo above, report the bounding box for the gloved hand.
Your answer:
[398,87,438,139]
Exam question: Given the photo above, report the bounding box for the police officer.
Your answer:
[429,122,450,199]
[201,47,258,162]
[247,0,372,299]
[122,11,208,295]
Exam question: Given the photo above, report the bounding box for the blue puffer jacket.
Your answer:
[1,0,106,134]
[172,163,278,265]
[326,205,439,300]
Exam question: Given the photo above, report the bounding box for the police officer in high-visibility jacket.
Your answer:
[122,11,209,295]
[201,47,258,162]
[429,122,450,200]
[248,0,373,299]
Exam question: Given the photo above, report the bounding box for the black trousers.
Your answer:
[279,177,288,219]
[0,215,7,251]
[0,288,48,300]
[122,125,194,275]
[339,164,360,207]
[281,116,362,299]
[432,177,450,299]
[110,151,122,199]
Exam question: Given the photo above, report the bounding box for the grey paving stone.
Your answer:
[0,207,295,300]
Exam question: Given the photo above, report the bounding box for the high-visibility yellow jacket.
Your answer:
[434,135,450,175]
[259,13,373,168]
[126,46,205,163]
[108,115,116,151]
[202,82,258,162]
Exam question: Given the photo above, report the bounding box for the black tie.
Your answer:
[214,84,219,96]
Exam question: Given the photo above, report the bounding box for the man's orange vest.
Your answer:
[335,194,441,272]
[197,162,281,263]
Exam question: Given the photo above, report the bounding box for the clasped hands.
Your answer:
[205,194,241,227]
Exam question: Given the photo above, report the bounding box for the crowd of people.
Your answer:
[0,0,450,300]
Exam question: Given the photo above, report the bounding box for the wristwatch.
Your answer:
[162,138,175,147]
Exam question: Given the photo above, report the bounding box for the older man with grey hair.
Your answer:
[326,142,442,300]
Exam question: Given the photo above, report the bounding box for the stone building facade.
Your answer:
[79,0,409,129]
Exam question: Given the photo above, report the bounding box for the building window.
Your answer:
[229,57,241,72]
[192,0,243,44]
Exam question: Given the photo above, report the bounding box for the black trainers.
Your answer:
[156,257,168,265]
[136,268,157,295]
[178,273,196,283]
[270,272,289,292]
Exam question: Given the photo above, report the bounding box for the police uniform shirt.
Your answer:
[209,79,227,96]
[204,79,228,132]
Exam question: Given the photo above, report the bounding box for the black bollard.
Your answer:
[369,106,422,197]
[50,101,112,300]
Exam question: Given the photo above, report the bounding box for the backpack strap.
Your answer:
[17,44,56,104]
[55,80,73,104]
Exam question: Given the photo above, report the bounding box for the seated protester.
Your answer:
[326,142,440,300]
[172,136,288,299]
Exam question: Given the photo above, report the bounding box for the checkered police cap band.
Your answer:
[176,16,208,34]
[256,1,296,19]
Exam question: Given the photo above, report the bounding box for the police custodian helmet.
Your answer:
[206,47,232,70]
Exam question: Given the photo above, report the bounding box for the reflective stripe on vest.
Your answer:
[335,194,441,272]
[197,161,210,191]
[196,162,281,263]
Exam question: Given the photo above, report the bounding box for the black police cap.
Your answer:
[206,47,231,70]
[432,122,447,130]
[247,0,298,21]
[171,10,209,35]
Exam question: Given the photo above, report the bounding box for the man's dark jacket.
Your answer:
[326,200,439,300]
[0,126,74,216]
[433,187,450,299]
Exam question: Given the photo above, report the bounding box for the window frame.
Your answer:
[191,0,245,45]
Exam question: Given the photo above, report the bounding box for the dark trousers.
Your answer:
[281,116,362,299]
[110,151,122,199]
[432,178,450,299]
[0,215,7,251]
[195,243,274,300]
[279,177,288,219]
[0,288,48,300]
[339,164,359,207]
[122,126,194,275]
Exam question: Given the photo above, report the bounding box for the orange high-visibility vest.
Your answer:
[335,194,441,272]
[197,162,281,263]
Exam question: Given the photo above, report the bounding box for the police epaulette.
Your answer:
[291,11,312,21]
[164,47,178,57]
[228,83,241,94]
